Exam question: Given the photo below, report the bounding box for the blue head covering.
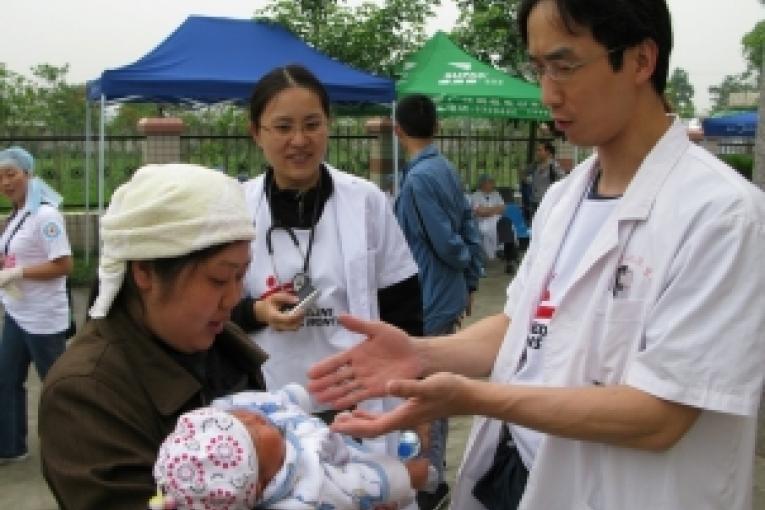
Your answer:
[0,146,63,213]
[477,174,494,187]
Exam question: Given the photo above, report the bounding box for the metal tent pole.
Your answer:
[467,117,473,190]
[98,95,105,217]
[85,100,92,265]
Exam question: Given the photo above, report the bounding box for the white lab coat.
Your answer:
[470,190,505,260]
[451,119,765,510]
[243,164,419,457]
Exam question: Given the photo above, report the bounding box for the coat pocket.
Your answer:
[592,298,645,385]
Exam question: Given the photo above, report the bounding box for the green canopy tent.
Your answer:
[396,31,548,120]
[394,31,549,192]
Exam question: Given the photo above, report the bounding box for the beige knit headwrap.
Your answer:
[89,164,255,318]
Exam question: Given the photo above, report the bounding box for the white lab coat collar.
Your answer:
[615,116,690,221]
[537,117,689,302]
[245,165,374,322]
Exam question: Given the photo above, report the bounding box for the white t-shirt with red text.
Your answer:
[511,195,619,468]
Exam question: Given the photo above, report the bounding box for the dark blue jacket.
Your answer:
[395,144,482,334]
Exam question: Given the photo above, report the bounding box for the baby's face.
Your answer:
[229,409,285,497]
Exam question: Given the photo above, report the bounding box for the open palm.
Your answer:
[307,314,424,409]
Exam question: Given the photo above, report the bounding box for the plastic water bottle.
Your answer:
[397,430,421,461]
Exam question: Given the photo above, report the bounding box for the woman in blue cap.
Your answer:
[0,146,72,464]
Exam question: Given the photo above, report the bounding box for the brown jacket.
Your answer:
[39,306,268,510]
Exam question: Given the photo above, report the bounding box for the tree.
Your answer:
[750,3,765,454]
[664,67,695,118]
[743,12,765,192]
[109,103,163,134]
[255,0,439,78]
[0,63,88,133]
[30,64,89,133]
[742,20,765,76]
[450,0,526,75]
[707,72,757,114]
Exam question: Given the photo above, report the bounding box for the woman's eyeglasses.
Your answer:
[259,118,327,139]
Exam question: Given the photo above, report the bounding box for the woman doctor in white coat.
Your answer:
[231,64,426,465]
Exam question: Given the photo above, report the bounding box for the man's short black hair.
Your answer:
[518,0,672,95]
[395,94,437,139]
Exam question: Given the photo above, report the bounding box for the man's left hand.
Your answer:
[330,372,472,438]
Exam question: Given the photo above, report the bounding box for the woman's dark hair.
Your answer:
[395,94,438,139]
[86,243,233,321]
[248,64,331,128]
[543,140,556,156]
[518,0,673,95]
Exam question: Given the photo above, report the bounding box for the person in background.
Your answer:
[393,93,483,508]
[470,174,506,261]
[230,65,433,508]
[39,164,268,509]
[0,146,72,465]
[308,0,765,509]
[524,140,565,220]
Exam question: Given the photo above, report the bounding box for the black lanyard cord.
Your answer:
[2,210,31,256]
[264,172,323,276]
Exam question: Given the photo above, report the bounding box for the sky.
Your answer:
[2,0,763,114]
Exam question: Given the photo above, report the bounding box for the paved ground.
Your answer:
[1,259,764,508]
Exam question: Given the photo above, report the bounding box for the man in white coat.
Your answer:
[307,1,765,509]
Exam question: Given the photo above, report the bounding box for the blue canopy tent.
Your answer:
[86,16,394,104]
[83,16,395,261]
[702,111,758,137]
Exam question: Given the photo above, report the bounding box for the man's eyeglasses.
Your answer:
[259,118,326,139]
[520,46,625,83]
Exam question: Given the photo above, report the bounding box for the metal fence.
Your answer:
[0,122,539,210]
[716,139,755,155]
[181,124,374,181]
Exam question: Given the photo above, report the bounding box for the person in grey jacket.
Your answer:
[524,141,565,219]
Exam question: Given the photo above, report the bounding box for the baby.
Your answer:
[151,384,430,510]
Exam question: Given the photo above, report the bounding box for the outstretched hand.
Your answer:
[307,315,423,409]
[329,372,471,438]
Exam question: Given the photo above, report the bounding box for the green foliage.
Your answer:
[70,249,98,287]
[0,63,91,133]
[254,0,439,77]
[742,20,765,75]
[718,153,753,180]
[109,103,162,134]
[450,0,526,75]
[708,72,758,114]
[109,103,249,135]
[665,68,695,118]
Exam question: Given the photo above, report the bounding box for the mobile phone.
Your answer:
[287,288,320,316]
